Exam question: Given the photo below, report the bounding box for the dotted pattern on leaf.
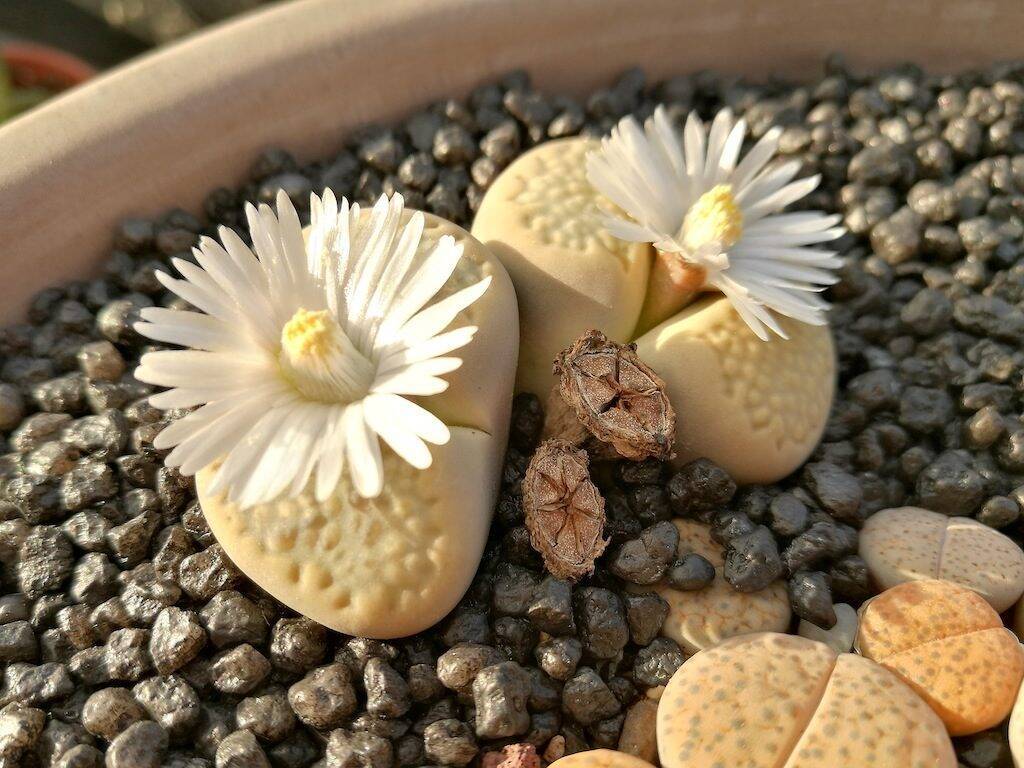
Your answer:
[859,507,1024,612]
[696,309,834,451]
[656,633,957,768]
[506,140,632,264]
[211,451,444,617]
[856,579,1024,736]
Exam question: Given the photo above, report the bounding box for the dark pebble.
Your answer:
[788,571,837,629]
[723,526,783,592]
[664,553,716,591]
[667,459,736,517]
[573,588,628,660]
[632,637,685,687]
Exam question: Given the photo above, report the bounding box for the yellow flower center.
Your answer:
[681,184,743,254]
[279,308,374,403]
[281,309,335,360]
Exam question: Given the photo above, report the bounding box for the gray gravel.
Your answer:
[0,61,1022,767]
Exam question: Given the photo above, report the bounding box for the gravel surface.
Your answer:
[1,58,1024,767]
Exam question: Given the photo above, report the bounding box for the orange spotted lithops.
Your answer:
[859,506,1024,612]
[856,579,1024,735]
[643,519,790,655]
[472,136,836,484]
[548,749,655,768]
[657,632,956,768]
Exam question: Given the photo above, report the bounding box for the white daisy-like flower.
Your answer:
[134,190,490,508]
[586,105,845,340]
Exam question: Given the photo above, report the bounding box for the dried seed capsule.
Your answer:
[523,439,607,580]
[548,330,675,461]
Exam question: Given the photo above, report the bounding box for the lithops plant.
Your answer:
[548,749,655,768]
[639,519,790,655]
[857,579,1024,736]
[1010,678,1024,768]
[138,193,519,638]
[859,506,1024,612]
[656,632,956,768]
[473,108,840,484]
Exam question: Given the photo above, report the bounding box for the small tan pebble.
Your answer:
[549,749,656,768]
[859,506,1024,612]
[543,736,566,763]
[471,137,652,398]
[656,632,956,768]
[857,579,1024,735]
[798,602,858,653]
[642,519,790,655]
[634,295,835,484]
[200,214,518,639]
[618,698,659,764]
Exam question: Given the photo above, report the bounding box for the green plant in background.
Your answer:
[0,61,51,123]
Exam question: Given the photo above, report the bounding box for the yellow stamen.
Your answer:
[282,309,334,360]
[279,308,375,404]
[682,184,743,252]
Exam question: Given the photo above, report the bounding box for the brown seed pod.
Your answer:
[523,438,608,581]
[549,330,676,461]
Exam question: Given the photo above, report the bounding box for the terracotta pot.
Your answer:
[2,42,96,91]
[0,0,1020,322]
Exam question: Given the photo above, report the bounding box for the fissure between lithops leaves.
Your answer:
[632,185,745,336]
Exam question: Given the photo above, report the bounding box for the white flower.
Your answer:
[586,105,845,340]
[135,190,490,507]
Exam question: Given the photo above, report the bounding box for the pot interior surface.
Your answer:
[0,0,1020,322]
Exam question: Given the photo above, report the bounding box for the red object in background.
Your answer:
[2,42,96,91]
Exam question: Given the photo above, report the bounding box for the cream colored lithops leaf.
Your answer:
[1010,665,1024,768]
[409,214,519,436]
[656,632,957,768]
[857,579,1024,736]
[198,426,502,638]
[798,602,857,653]
[137,192,519,639]
[643,519,790,655]
[471,137,652,398]
[859,506,1024,612]
[634,295,835,483]
[548,749,655,768]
